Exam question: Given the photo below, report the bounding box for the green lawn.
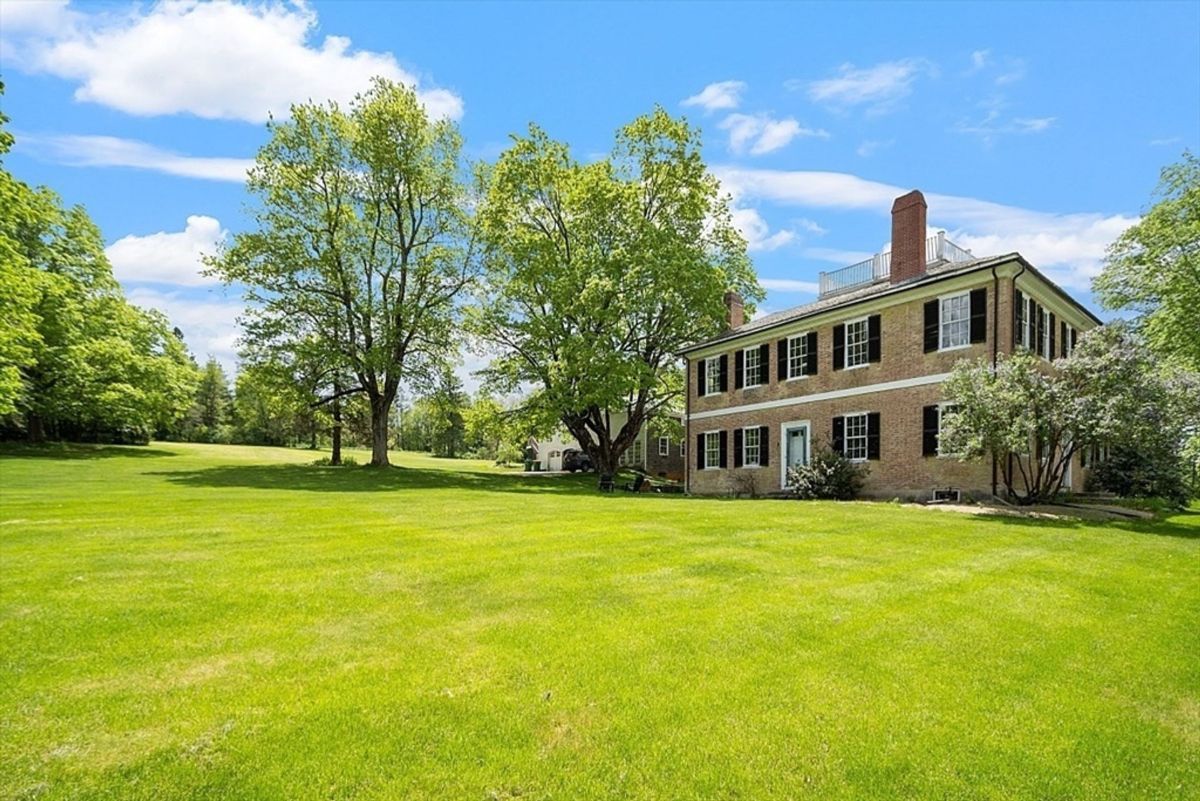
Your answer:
[1,442,1197,800]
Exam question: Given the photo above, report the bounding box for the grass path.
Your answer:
[1,442,1197,800]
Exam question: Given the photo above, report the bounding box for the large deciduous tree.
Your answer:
[207,79,478,466]
[471,108,760,484]
[1093,152,1200,371]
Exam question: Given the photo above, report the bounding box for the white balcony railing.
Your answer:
[817,232,973,297]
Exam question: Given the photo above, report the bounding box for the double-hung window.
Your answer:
[788,334,808,379]
[743,346,762,388]
[704,358,721,395]
[742,427,761,467]
[940,292,970,350]
[844,413,869,461]
[845,317,870,368]
[658,436,669,457]
[704,431,721,469]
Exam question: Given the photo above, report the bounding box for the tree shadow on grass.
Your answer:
[981,507,1200,541]
[148,462,607,495]
[0,442,178,460]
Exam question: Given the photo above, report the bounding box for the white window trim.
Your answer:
[702,430,722,470]
[937,290,971,352]
[779,419,812,488]
[703,357,720,396]
[935,401,961,458]
[742,345,763,389]
[841,410,870,463]
[658,436,669,457]
[785,332,811,381]
[843,315,871,370]
[741,425,762,469]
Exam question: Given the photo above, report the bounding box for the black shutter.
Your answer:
[697,359,706,397]
[867,412,881,460]
[1060,322,1068,358]
[759,426,769,466]
[696,434,705,470]
[806,332,818,375]
[1048,313,1056,358]
[832,416,845,455]
[868,315,882,363]
[1071,328,1078,351]
[969,288,987,343]
[1035,305,1045,357]
[833,324,845,370]
[923,299,940,352]
[758,343,769,385]
[734,349,745,389]
[718,354,728,392]
[718,430,727,468]
[777,338,788,381]
[733,428,744,468]
[923,405,940,457]
[1013,289,1025,348]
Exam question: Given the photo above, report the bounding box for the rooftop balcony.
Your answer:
[817,232,975,298]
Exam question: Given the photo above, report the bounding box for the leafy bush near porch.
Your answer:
[1088,443,1191,508]
[785,446,869,500]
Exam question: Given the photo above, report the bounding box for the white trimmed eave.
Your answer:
[685,258,1025,361]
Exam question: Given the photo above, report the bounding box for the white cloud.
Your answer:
[954,111,1056,144]
[7,0,462,122]
[126,286,243,371]
[1150,136,1182,147]
[715,166,1138,288]
[856,139,893,158]
[681,80,747,113]
[106,216,227,287]
[719,113,828,156]
[760,278,819,294]
[0,0,79,35]
[800,58,934,114]
[730,206,795,252]
[23,134,252,182]
[968,49,990,73]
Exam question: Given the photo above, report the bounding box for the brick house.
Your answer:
[681,190,1102,500]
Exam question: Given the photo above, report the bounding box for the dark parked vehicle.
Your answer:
[562,449,593,472]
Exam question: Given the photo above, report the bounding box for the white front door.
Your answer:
[780,421,811,488]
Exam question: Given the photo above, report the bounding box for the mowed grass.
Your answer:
[1,443,1198,801]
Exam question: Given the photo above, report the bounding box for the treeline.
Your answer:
[1,85,198,444]
[162,359,528,463]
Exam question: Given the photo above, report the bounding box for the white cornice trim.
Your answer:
[687,372,952,422]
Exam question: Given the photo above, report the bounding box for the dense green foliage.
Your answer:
[942,326,1198,504]
[1,442,1197,800]
[471,108,760,480]
[0,88,198,441]
[1094,152,1200,371]
[206,79,478,466]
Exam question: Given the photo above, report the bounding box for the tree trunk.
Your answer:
[330,395,343,466]
[369,393,392,467]
[27,413,45,444]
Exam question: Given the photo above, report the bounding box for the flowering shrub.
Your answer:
[786,447,868,500]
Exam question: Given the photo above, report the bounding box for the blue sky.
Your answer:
[2,0,1197,382]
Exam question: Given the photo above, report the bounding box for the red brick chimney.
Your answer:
[890,190,927,284]
[724,291,745,329]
